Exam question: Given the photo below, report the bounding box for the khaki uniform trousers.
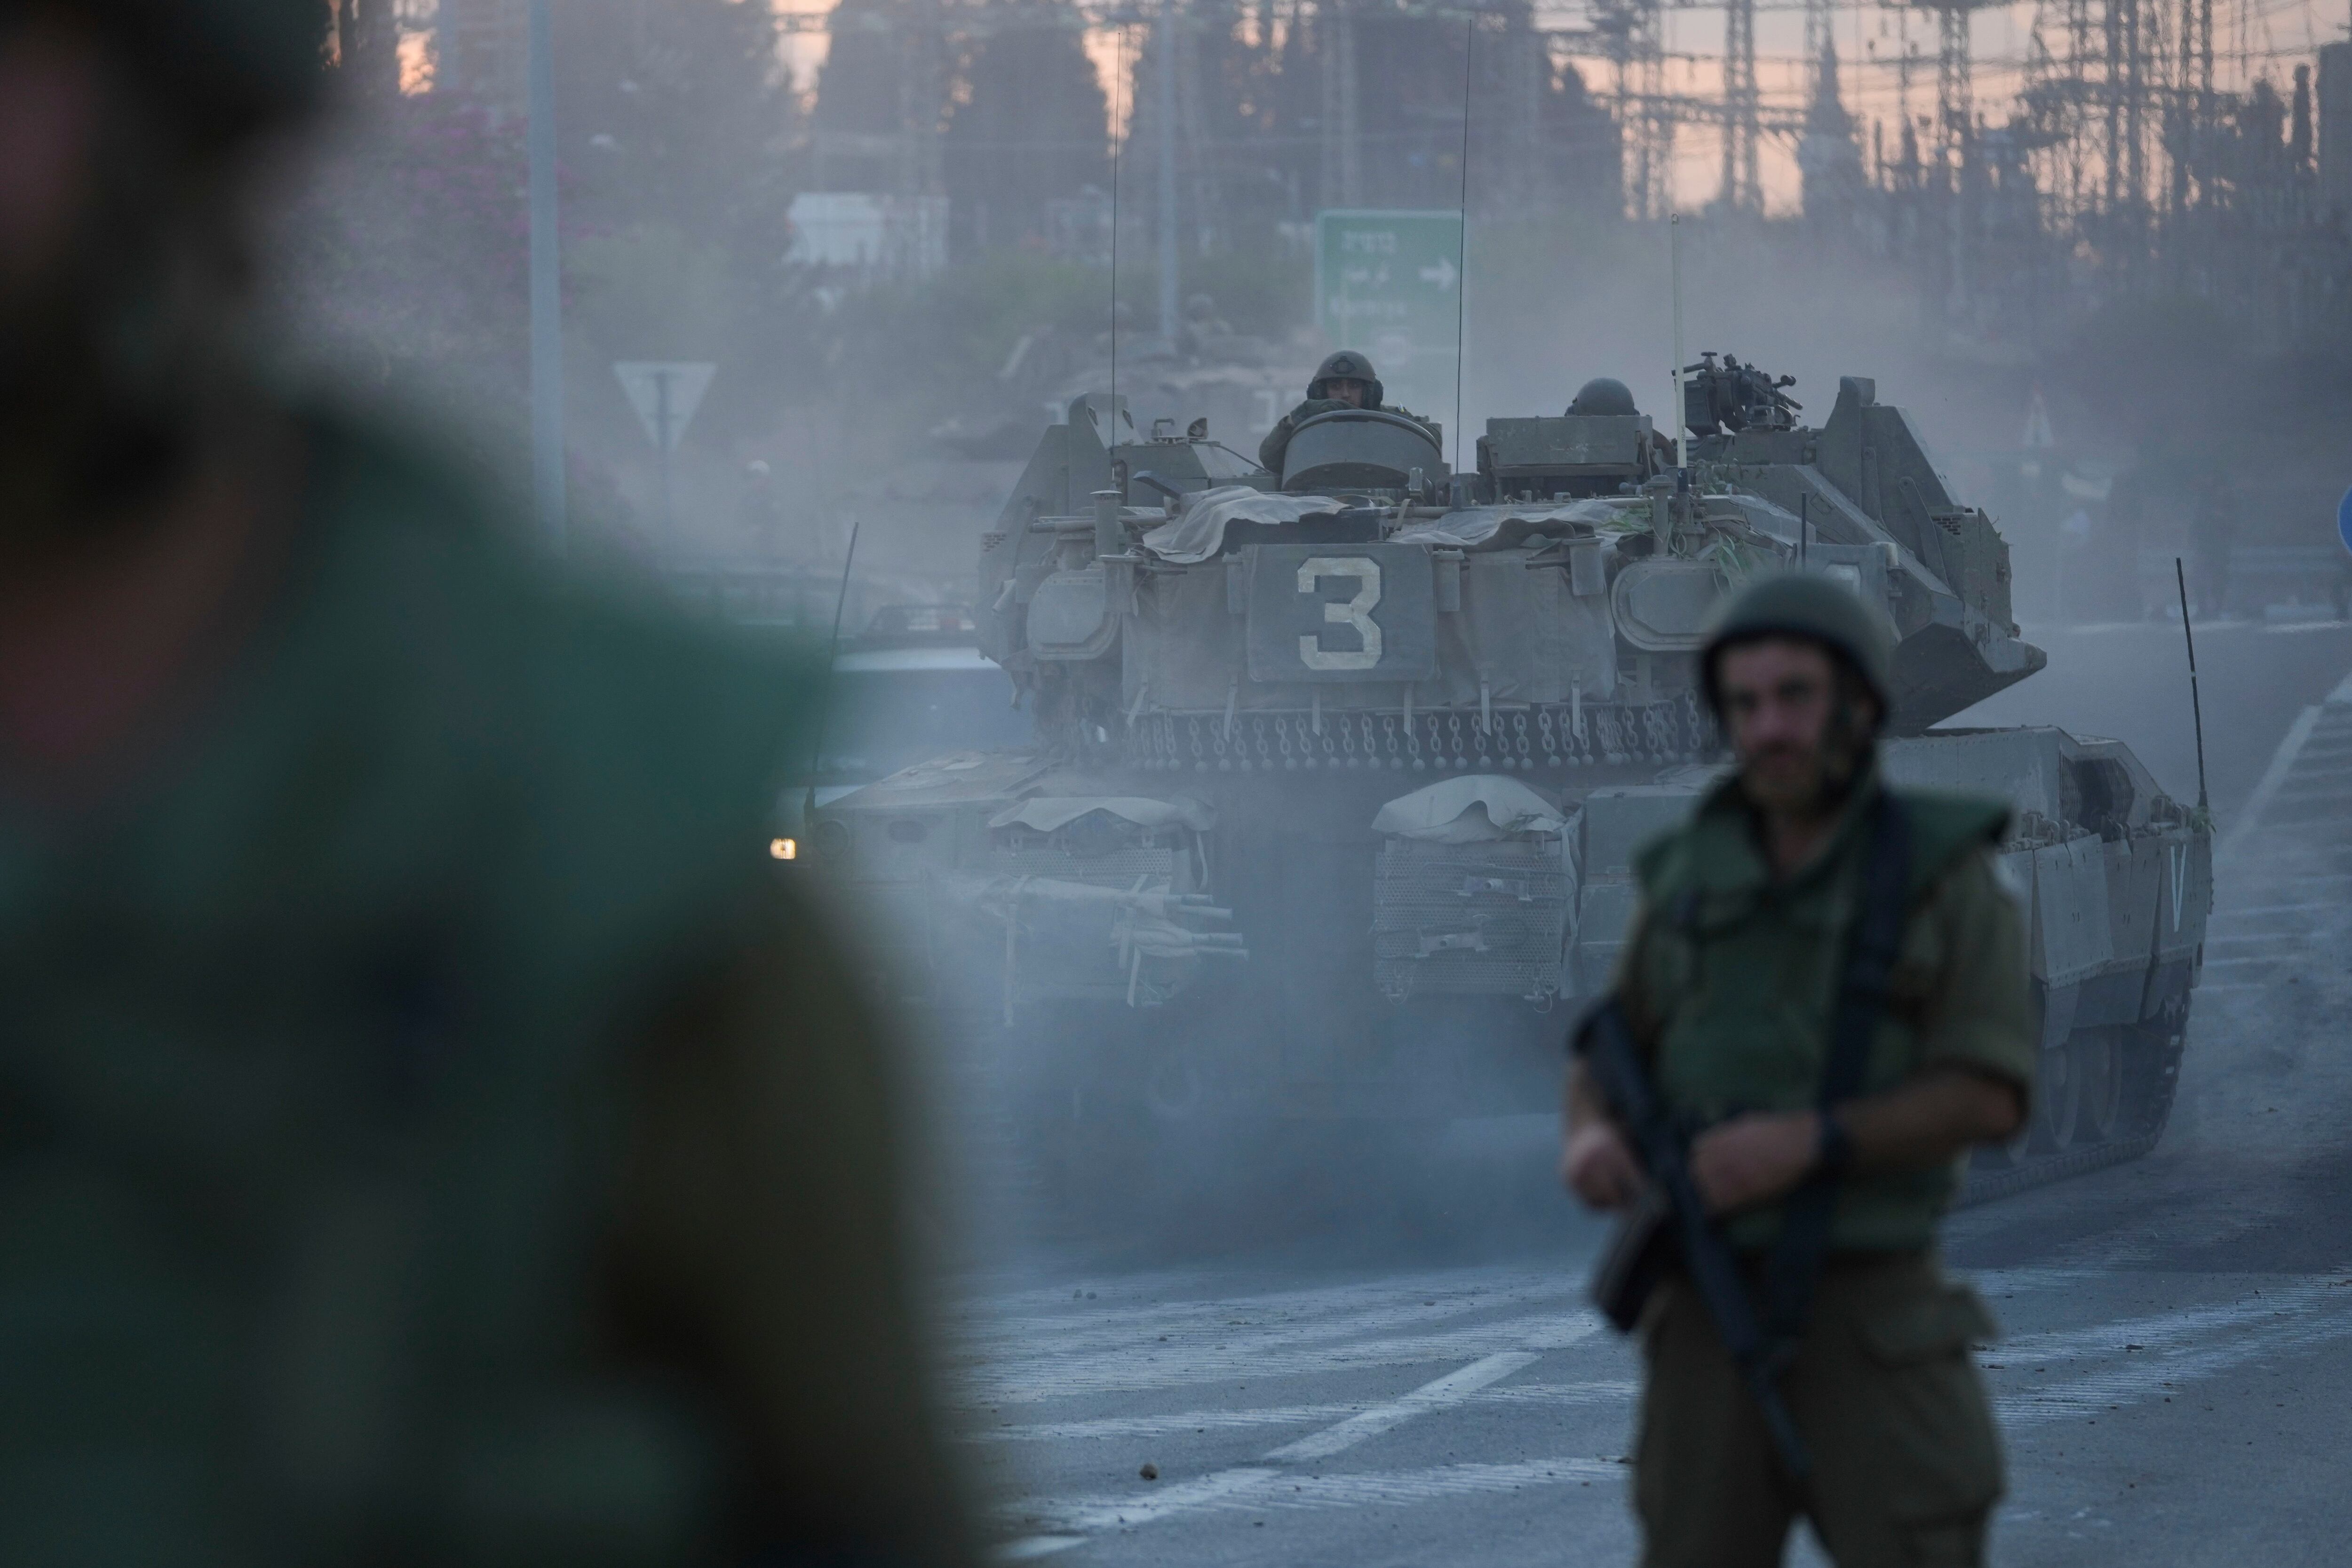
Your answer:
[1633,1250,2004,1568]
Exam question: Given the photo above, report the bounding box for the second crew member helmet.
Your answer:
[1567,377,1639,417]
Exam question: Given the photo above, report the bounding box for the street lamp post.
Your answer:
[1156,0,1179,348]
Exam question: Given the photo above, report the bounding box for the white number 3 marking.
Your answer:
[1297,556,1383,670]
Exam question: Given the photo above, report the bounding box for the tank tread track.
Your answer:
[1958,1129,2162,1207]
[1956,1018,2186,1207]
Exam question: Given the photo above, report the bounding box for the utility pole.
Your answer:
[1938,3,1968,316]
[2104,0,2123,214]
[1918,0,1993,318]
[1722,0,1759,210]
[1320,0,1360,206]
[526,0,565,551]
[1931,3,1971,169]
[1803,0,1828,101]
[2125,0,2145,215]
[1896,8,1914,175]
[1158,0,1180,346]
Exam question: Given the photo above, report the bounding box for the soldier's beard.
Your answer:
[0,119,238,552]
[1737,702,1876,821]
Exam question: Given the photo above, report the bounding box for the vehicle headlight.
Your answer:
[768,837,799,861]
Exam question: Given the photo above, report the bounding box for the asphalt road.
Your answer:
[1951,615,2352,821]
[948,620,2352,1567]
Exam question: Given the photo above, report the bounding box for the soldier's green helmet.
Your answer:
[1568,377,1638,417]
[60,0,324,144]
[1309,350,1384,407]
[1700,573,1898,719]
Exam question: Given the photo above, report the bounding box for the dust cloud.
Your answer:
[268,1,2352,1274]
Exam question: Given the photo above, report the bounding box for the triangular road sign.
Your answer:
[613,361,716,453]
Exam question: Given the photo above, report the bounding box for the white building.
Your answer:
[785,193,949,281]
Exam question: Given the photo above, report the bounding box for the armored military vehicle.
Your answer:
[811,361,2210,1201]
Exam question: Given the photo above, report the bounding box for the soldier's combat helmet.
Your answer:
[56,0,323,143]
[1567,377,1638,417]
[1308,350,1383,406]
[1700,573,1898,717]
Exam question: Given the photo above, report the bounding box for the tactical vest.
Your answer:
[1630,779,2010,1252]
[0,413,816,1566]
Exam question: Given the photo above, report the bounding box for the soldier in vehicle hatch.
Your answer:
[1566,375,1639,416]
[1257,349,1438,474]
[1562,575,2034,1568]
[1565,375,1678,470]
[0,4,973,1565]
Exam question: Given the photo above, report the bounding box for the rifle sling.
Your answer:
[1761,789,1912,1347]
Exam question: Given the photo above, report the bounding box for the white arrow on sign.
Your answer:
[1418,256,1458,292]
[613,361,716,453]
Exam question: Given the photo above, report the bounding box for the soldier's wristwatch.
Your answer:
[1815,1112,1856,1176]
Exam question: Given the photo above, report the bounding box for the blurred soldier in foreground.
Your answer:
[1562,576,2034,1568]
[1256,349,1438,475]
[0,5,974,1565]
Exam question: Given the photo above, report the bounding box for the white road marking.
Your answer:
[990,1537,1087,1563]
[979,1264,2352,1558]
[972,1404,1354,1444]
[2225,703,2322,862]
[1994,1276,2352,1361]
[1471,1377,1643,1406]
[999,1281,2352,1534]
[965,1306,1598,1405]
[2050,621,2258,637]
[969,1376,1645,1445]
[1007,1456,1627,1537]
[963,1272,1576,1367]
[1263,1350,1543,1461]
[2209,902,2342,917]
[2268,784,2352,800]
[1240,1454,1627,1511]
[1046,1465,1283,1530]
[984,1313,1602,1550]
[992,1277,2352,1540]
[2210,872,2352,891]
[1995,1278,2352,1426]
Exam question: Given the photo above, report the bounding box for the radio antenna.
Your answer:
[1451,12,1472,475]
[802,515,865,821]
[1669,213,1687,471]
[2174,557,2210,816]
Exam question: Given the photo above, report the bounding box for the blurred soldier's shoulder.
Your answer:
[276,406,816,900]
[47,403,828,1046]
[1883,787,2011,898]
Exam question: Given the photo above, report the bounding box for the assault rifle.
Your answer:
[1573,998,1812,1482]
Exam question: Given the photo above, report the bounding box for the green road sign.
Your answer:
[1313,208,1464,416]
